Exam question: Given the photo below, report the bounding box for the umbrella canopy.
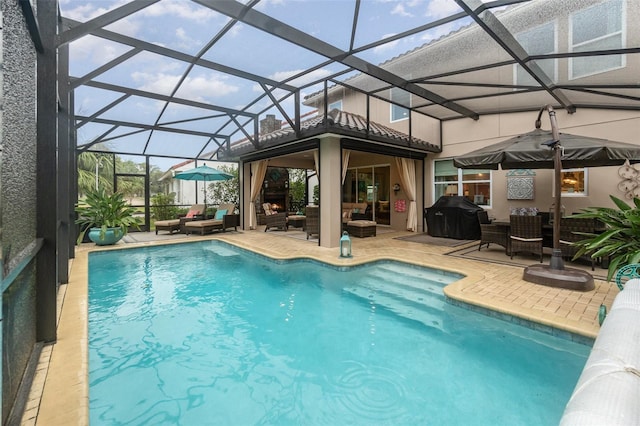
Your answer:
[453,128,640,170]
[174,164,233,209]
[453,119,640,272]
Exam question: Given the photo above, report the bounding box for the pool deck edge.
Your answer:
[37,250,89,426]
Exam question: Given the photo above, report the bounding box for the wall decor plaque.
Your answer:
[506,169,535,200]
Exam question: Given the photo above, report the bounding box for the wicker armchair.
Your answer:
[559,217,596,270]
[263,203,288,232]
[477,210,509,254]
[305,206,319,240]
[510,214,543,262]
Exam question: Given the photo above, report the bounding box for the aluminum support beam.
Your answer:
[455,0,576,113]
[36,0,58,343]
[195,0,480,120]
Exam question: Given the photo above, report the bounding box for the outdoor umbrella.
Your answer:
[453,106,640,286]
[174,164,233,212]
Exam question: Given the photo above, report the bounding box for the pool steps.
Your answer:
[342,265,455,331]
[343,286,446,332]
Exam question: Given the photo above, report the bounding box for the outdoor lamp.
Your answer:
[340,231,352,258]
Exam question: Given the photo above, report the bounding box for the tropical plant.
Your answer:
[207,164,239,206]
[151,193,179,220]
[77,152,114,196]
[288,168,307,212]
[571,195,640,281]
[75,189,141,243]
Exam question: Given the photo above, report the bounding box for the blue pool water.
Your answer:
[89,241,589,425]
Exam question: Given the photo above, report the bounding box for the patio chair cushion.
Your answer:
[155,219,180,227]
[186,219,222,228]
[215,209,227,219]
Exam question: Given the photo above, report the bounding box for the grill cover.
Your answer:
[424,196,482,240]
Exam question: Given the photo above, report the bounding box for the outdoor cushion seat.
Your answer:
[184,203,239,235]
[346,220,377,238]
[155,203,205,234]
[342,202,369,223]
[263,202,288,232]
[154,218,181,234]
[509,214,543,262]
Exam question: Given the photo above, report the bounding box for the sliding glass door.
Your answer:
[343,164,390,225]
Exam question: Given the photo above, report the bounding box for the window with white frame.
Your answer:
[390,87,410,122]
[570,0,624,79]
[558,168,588,196]
[514,21,557,86]
[434,159,492,206]
[328,100,342,111]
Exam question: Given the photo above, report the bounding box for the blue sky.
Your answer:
[60,0,475,169]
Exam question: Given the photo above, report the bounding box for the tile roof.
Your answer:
[223,109,439,159]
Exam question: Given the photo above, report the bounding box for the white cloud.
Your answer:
[425,0,462,19]
[252,68,332,90]
[391,4,414,17]
[141,0,218,23]
[373,34,400,54]
[173,27,201,51]
[63,1,140,37]
[255,0,286,12]
[132,72,239,101]
[70,35,131,65]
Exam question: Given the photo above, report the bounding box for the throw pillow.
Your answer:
[186,210,196,218]
[214,209,227,220]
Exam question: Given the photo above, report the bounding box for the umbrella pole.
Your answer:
[548,107,564,270]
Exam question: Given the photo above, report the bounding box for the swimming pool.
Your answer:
[89,240,589,425]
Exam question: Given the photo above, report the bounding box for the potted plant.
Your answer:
[75,189,141,245]
[571,195,640,281]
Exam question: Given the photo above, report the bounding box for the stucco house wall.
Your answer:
[437,109,640,218]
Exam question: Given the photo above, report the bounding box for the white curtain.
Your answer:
[249,160,269,229]
[313,150,320,179]
[341,149,351,184]
[396,157,417,232]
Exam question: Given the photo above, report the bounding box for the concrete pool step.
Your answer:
[359,271,446,302]
[343,286,446,331]
[372,263,458,286]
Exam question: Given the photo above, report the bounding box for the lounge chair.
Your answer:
[183,203,239,235]
[154,204,205,234]
[263,203,288,232]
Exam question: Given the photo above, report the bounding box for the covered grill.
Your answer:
[424,196,483,240]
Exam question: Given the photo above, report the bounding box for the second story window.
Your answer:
[514,21,557,86]
[570,0,625,79]
[390,87,410,122]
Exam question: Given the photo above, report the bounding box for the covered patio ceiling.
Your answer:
[54,0,640,164]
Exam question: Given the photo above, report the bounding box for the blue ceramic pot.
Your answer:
[88,227,124,245]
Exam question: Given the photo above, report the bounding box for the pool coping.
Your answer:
[33,231,615,425]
